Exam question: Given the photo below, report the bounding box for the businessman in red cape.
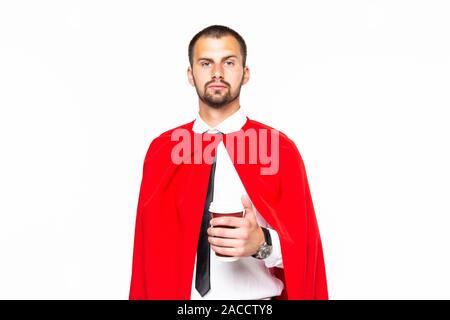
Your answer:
[129,25,328,300]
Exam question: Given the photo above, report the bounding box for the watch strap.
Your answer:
[261,227,272,246]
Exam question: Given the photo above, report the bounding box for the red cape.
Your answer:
[129,117,328,300]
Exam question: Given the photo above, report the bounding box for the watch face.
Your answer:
[258,244,273,259]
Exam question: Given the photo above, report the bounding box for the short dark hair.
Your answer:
[188,25,247,67]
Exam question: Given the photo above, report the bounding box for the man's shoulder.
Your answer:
[155,120,195,140]
[145,120,195,158]
[246,118,307,175]
[245,118,299,153]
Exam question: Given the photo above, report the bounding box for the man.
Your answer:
[129,25,328,300]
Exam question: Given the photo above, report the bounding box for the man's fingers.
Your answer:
[210,245,244,257]
[207,226,244,239]
[210,216,244,228]
[208,236,243,248]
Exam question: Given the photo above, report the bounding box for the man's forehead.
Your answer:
[194,36,242,60]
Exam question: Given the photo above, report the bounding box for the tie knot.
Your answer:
[204,129,223,135]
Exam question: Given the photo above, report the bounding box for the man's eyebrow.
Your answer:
[197,55,239,62]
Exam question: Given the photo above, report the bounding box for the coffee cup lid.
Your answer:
[209,201,244,214]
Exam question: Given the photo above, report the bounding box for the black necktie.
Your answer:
[195,155,217,296]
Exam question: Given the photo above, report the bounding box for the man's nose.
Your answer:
[212,64,224,79]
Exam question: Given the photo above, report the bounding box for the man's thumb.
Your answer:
[241,194,253,210]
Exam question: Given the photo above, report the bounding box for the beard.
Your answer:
[193,77,243,109]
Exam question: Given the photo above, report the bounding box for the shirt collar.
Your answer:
[192,107,247,134]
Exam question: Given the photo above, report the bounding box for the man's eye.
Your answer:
[201,62,210,67]
[225,61,234,66]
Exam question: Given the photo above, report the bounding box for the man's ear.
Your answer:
[242,66,250,85]
[187,66,195,87]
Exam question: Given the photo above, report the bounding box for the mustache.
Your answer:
[205,80,230,88]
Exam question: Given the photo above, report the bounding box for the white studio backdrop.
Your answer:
[0,0,449,299]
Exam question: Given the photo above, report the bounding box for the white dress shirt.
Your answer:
[190,107,284,300]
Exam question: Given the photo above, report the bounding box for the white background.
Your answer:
[0,0,449,299]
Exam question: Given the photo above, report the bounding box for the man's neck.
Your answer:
[198,100,241,128]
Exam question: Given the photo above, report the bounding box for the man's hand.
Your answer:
[207,194,265,257]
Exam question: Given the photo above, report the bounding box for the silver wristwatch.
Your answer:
[252,227,273,260]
